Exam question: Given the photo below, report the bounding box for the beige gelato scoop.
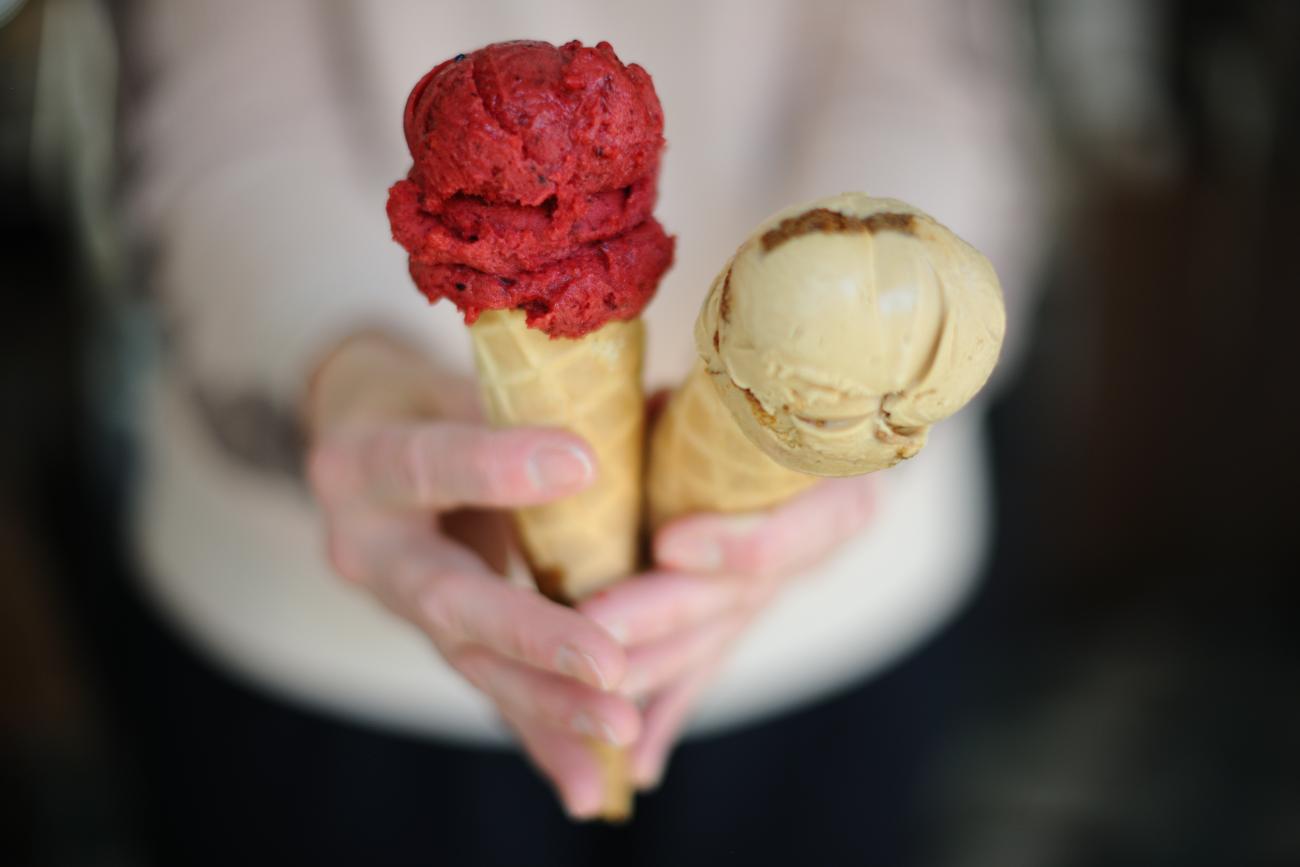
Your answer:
[693,192,1006,476]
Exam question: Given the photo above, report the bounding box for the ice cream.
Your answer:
[396,218,671,337]
[695,192,1005,476]
[387,38,675,604]
[388,40,675,821]
[649,192,1005,527]
[387,39,673,338]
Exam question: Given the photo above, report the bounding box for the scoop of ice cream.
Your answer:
[410,217,674,338]
[387,40,673,338]
[387,174,660,275]
[402,39,664,211]
[695,192,1005,476]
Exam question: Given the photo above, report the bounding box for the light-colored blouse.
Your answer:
[122,0,1045,742]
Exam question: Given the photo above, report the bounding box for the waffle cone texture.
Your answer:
[470,309,645,603]
[647,361,816,530]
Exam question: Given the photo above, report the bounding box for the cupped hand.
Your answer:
[579,475,878,789]
[305,336,638,817]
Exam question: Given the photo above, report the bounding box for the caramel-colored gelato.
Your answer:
[694,192,1005,476]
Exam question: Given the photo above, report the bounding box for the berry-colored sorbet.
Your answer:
[387,40,674,337]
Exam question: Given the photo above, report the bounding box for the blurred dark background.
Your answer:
[2,0,1298,864]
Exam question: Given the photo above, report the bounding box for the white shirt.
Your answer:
[122,0,1044,743]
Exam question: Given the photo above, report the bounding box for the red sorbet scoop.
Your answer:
[387,40,674,337]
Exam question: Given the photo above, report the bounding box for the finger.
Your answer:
[309,422,595,511]
[578,571,752,647]
[654,476,876,577]
[452,647,640,746]
[323,507,434,586]
[630,657,725,790]
[619,614,745,699]
[365,535,627,690]
[505,713,609,819]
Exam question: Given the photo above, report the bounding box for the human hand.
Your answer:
[304,334,639,817]
[579,475,877,788]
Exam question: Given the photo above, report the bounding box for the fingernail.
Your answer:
[528,445,593,492]
[570,712,621,745]
[659,536,723,572]
[555,645,608,690]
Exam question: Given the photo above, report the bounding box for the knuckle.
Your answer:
[325,530,364,584]
[503,620,548,668]
[387,552,427,594]
[448,646,490,690]
[759,532,800,576]
[463,436,507,500]
[399,430,439,505]
[305,447,338,499]
[729,535,771,576]
[542,681,583,726]
[661,592,696,634]
[415,574,459,638]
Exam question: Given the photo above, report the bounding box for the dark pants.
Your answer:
[96,594,977,867]
[64,461,985,867]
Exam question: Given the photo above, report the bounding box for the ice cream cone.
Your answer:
[471,308,643,822]
[649,191,1004,527]
[470,308,645,603]
[647,361,816,530]
[390,40,675,824]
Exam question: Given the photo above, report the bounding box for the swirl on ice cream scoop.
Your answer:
[695,192,1006,476]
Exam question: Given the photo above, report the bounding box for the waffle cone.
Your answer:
[471,309,642,821]
[648,362,816,530]
[471,309,645,603]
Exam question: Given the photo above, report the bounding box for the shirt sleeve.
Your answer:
[119,0,471,476]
